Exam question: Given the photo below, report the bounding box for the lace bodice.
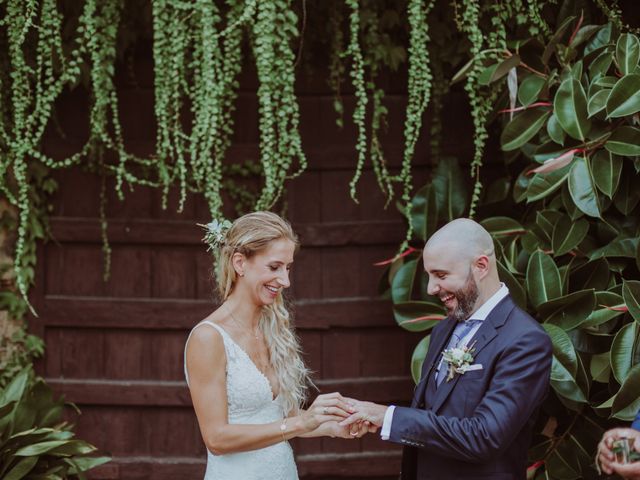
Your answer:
[184,321,298,480]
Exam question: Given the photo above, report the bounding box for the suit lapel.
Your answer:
[430,295,516,413]
[411,317,457,407]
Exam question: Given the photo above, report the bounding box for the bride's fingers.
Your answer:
[338,411,364,427]
[316,405,351,418]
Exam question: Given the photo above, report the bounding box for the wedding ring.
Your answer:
[322,407,328,415]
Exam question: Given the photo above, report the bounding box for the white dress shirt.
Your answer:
[380,283,510,440]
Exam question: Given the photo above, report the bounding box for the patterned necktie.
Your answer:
[435,319,482,386]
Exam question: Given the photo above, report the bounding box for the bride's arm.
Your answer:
[186,326,352,454]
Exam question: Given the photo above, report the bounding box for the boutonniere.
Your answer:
[441,341,477,382]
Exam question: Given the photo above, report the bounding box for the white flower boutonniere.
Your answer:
[441,341,477,382]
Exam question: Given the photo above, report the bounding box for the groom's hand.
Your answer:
[339,399,387,428]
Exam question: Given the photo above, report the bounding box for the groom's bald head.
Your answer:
[425,218,495,264]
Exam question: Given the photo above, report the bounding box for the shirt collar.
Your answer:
[467,283,509,322]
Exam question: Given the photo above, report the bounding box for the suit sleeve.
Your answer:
[388,326,552,463]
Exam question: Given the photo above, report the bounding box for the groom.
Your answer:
[342,218,552,479]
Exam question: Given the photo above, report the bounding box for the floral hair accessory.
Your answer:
[198,219,232,252]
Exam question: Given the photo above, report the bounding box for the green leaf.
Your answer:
[15,440,70,456]
[615,33,640,75]
[590,237,639,259]
[3,456,38,480]
[411,335,430,384]
[541,289,596,330]
[591,150,622,198]
[391,259,418,303]
[527,250,562,307]
[605,126,640,156]
[478,54,521,85]
[393,301,443,332]
[544,323,578,378]
[48,440,97,456]
[554,78,592,141]
[585,23,613,55]
[480,217,525,237]
[410,184,438,242]
[500,109,551,151]
[526,164,571,202]
[605,74,640,117]
[611,322,638,383]
[547,113,566,145]
[432,158,467,221]
[543,16,576,65]
[568,157,601,218]
[582,291,625,328]
[594,75,619,88]
[590,352,611,383]
[613,169,640,214]
[612,363,640,420]
[65,456,111,475]
[588,48,614,79]
[587,88,610,117]
[552,217,589,256]
[623,280,640,322]
[518,75,546,106]
[0,368,29,408]
[497,260,526,309]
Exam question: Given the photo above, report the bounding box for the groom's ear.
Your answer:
[473,255,490,279]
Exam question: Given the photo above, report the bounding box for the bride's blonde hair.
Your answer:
[215,211,311,414]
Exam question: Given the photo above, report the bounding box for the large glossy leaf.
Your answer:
[518,75,546,106]
[615,33,640,75]
[582,291,625,328]
[65,456,111,475]
[588,48,614,79]
[554,78,591,141]
[410,184,438,242]
[546,112,566,145]
[544,324,578,378]
[590,352,611,383]
[391,259,418,303]
[501,109,551,151]
[393,301,444,332]
[497,260,526,309]
[479,54,521,85]
[0,368,29,408]
[568,157,601,218]
[623,280,640,322]
[552,217,589,256]
[481,217,525,237]
[585,23,613,55]
[605,126,640,156]
[14,440,70,456]
[527,251,562,307]
[432,158,467,221]
[610,321,638,383]
[613,169,640,214]
[526,164,571,202]
[535,209,562,242]
[543,16,576,65]
[587,88,609,117]
[541,289,596,331]
[590,237,639,259]
[605,74,640,117]
[3,456,38,480]
[591,150,622,198]
[411,335,430,384]
[612,363,640,420]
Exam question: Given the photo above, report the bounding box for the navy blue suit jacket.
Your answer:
[390,295,552,480]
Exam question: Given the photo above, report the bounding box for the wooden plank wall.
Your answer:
[30,47,472,480]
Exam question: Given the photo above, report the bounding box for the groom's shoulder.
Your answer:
[505,301,551,347]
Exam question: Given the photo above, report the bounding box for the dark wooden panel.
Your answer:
[47,376,414,407]
[36,296,397,330]
[89,451,402,480]
[49,217,405,247]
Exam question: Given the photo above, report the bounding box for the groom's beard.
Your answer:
[448,271,479,322]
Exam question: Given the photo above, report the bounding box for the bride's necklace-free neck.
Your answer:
[225,303,261,340]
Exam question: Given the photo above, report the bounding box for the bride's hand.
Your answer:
[299,392,355,431]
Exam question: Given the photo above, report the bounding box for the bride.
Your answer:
[184,212,368,479]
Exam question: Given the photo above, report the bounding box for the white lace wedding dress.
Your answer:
[184,321,299,480]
